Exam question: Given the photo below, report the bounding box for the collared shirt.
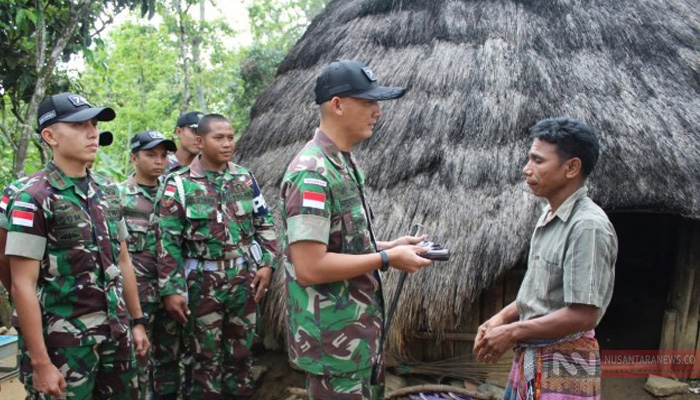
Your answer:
[156,155,277,297]
[5,162,129,346]
[280,129,383,375]
[119,176,160,303]
[167,153,181,172]
[516,187,618,326]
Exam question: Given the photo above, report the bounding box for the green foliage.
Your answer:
[0,0,331,183]
[75,22,181,177]
[0,0,157,181]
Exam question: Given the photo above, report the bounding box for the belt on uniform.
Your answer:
[184,257,247,274]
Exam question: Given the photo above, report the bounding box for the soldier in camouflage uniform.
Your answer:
[1,131,112,295]
[157,113,277,399]
[6,92,149,399]
[119,130,178,400]
[168,111,204,172]
[0,176,30,293]
[280,60,433,400]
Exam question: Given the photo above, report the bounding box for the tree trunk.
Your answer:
[194,0,206,112]
[14,1,87,176]
[174,0,191,113]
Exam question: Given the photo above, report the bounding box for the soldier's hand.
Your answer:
[32,360,67,396]
[386,245,432,273]
[132,324,150,357]
[251,267,273,303]
[386,234,426,248]
[163,294,190,324]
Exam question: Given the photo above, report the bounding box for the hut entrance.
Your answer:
[596,213,682,351]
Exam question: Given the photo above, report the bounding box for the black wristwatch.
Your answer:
[379,250,390,272]
[131,313,149,328]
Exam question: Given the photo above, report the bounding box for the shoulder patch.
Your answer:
[11,210,34,227]
[164,185,176,198]
[302,191,326,210]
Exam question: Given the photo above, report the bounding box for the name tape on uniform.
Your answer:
[14,201,37,211]
[12,210,34,227]
[303,178,327,187]
[302,191,326,210]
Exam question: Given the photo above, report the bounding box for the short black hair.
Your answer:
[197,113,230,136]
[530,117,600,177]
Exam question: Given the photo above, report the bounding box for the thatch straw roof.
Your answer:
[236,0,700,351]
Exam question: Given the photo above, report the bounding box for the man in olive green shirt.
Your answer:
[475,118,617,400]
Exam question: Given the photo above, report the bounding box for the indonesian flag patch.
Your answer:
[302,191,326,210]
[164,185,176,198]
[0,195,8,212]
[12,210,34,227]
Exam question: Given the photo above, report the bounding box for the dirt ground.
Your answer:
[1,351,698,399]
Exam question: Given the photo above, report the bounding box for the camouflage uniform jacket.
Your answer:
[4,161,130,346]
[280,129,384,375]
[156,155,277,297]
[118,176,159,303]
[0,176,31,229]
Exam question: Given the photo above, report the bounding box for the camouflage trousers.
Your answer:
[138,302,182,399]
[19,332,137,400]
[306,367,385,400]
[184,265,257,399]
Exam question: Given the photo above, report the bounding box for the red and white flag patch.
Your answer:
[302,191,326,210]
[0,195,8,212]
[12,210,34,227]
[164,185,176,198]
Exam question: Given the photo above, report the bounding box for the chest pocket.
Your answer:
[225,179,254,217]
[527,250,564,302]
[224,179,255,236]
[185,195,217,241]
[101,187,123,220]
[124,209,150,252]
[332,181,371,254]
[51,199,92,248]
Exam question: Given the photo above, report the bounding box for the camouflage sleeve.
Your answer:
[0,184,13,230]
[250,174,277,269]
[281,171,332,245]
[4,192,47,260]
[156,178,187,297]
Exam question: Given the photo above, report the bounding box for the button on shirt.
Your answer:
[516,187,618,326]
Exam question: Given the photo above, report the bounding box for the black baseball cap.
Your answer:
[176,111,204,128]
[99,131,113,146]
[130,130,177,153]
[314,60,406,105]
[37,92,115,132]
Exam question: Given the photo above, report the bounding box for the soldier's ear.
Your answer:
[195,134,204,148]
[130,153,138,164]
[329,97,343,116]
[41,126,58,147]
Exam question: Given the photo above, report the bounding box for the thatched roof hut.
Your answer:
[236,0,700,355]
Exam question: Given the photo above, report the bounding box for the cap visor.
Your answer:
[351,86,406,101]
[140,139,177,152]
[58,107,116,123]
[99,131,113,146]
